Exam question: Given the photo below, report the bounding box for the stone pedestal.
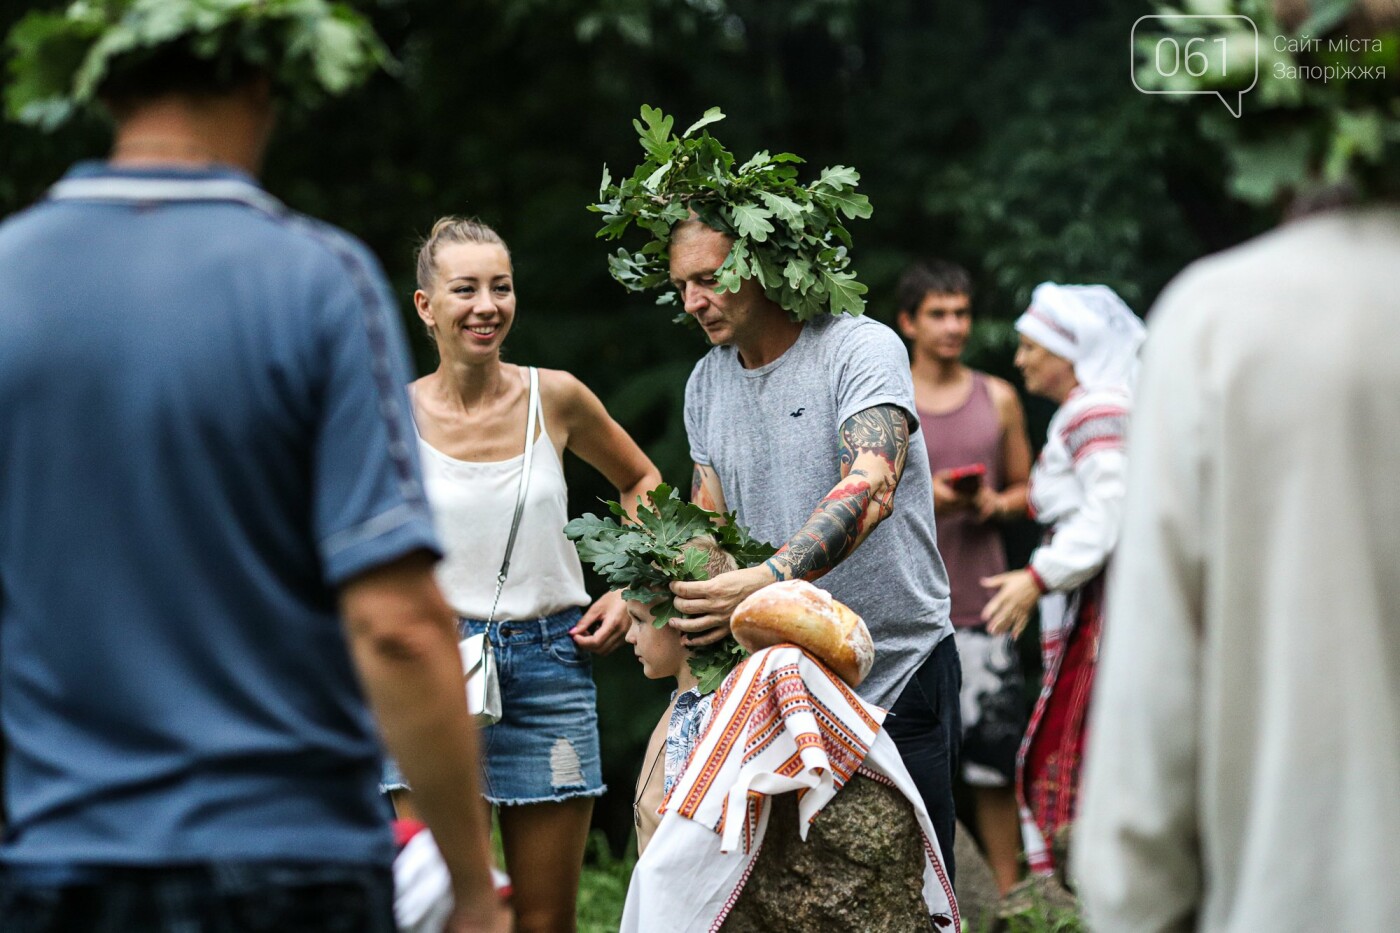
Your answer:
[722,774,946,932]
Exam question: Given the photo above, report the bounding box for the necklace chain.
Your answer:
[632,740,666,827]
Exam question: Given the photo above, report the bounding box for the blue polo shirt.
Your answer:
[0,163,439,866]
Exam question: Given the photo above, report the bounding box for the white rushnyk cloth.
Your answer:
[621,645,958,932]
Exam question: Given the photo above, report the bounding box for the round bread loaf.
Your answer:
[731,580,874,687]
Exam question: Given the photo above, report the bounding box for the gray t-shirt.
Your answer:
[685,314,952,706]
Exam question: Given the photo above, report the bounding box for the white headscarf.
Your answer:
[1015,282,1146,391]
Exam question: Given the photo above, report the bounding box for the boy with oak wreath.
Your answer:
[624,538,738,854]
[565,485,772,854]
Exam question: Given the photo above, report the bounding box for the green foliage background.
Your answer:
[2,0,1270,855]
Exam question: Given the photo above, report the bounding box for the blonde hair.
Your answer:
[414,216,510,291]
[682,535,740,579]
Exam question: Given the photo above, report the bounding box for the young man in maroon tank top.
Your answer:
[897,259,1032,896]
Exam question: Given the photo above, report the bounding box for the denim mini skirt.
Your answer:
[381,607,606,806]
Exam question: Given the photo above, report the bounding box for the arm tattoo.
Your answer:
[838,405,909,491]
[766,475,876,582]
[690,463,724,513]
[767,406,910,582]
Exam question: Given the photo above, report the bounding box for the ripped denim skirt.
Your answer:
[381,607,607,806]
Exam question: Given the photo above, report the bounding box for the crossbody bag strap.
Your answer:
[486,366,540,624]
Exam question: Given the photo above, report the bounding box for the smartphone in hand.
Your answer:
[946,463,987,497]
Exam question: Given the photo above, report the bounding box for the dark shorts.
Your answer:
[0,861,393,933]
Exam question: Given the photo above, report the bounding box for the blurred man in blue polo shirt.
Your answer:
[0,3,507,931]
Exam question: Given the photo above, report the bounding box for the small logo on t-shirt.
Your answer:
[790,407,805,417]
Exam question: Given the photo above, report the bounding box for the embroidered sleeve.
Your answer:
[1030,405,1131,591]
[1061,404,1128,465]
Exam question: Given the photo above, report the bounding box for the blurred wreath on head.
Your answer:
[1138,0,1400,210]
[5,0,394,130]
[564,483,777,693]
[590,106,874,324]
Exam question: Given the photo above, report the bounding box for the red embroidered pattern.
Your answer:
[1026,305,1078,344]
[673,670,765,822]
[673,650,878,837]
[1015,573,1105,873]
[1061,406,1127,464]
[708,835,765,933]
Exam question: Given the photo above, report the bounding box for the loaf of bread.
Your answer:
[731,580,875,687]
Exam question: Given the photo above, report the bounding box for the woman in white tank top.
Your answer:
[386,217,660,932]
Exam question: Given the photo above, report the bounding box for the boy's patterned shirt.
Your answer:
[663,687,714,795]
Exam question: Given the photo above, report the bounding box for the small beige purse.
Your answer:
[461,366,539,727]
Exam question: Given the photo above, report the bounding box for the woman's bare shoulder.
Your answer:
[535,367,600,414]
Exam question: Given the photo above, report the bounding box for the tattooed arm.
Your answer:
[765,404,910,581]
[690,462,728,515]
[669,405,910,646]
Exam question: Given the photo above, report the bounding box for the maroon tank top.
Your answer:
[918,372,1008,627]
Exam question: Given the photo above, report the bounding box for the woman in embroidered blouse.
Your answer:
[980,282,1145,876]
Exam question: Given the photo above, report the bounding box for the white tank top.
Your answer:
[414,385,591,621]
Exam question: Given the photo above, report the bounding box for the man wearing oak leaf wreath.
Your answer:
[593,108,962,880]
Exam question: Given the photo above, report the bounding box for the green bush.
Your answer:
[577,830,635,932]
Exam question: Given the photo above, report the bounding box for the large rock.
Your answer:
[722,773,949,932]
